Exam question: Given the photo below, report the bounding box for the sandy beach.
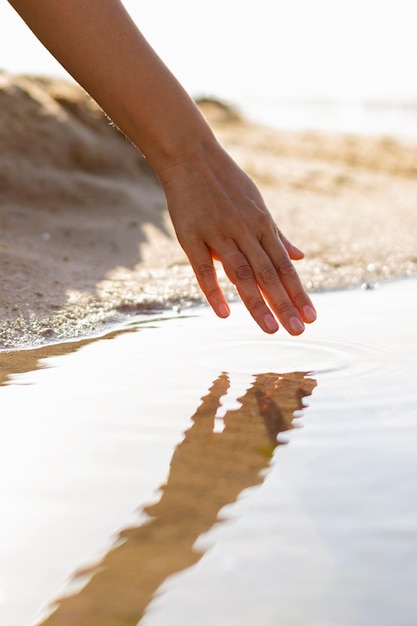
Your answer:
[1,71,417,348]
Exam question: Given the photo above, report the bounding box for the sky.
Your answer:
[1,0,416,101]
[1,0,416,134]
[125,0,417,103]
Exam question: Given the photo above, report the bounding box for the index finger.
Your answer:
[185,239,231,319]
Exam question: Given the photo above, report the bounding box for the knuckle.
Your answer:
[292,290,309,308]
[258,263,279,285]
[278,255,297,278]
[197,263,215,278]
[235,263,254,281]
[276,301,297,317]
[252,298,268,313]
[206,287,222,300]
[255,210,271,230]
[242,295,269,316]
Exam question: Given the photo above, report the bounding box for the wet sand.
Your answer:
[1,72,417,347]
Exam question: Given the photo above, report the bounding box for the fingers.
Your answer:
[184,233,316,335]
[186,240,278,333]
[187,241,231,319]
[221,246,307,335]
[221,248,280,333]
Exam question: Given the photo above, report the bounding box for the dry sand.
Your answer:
[1,72,416,348]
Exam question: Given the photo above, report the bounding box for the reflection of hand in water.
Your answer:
[39,372,316,625]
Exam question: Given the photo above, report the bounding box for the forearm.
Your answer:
[7,0,216,175]
[8,0,317,334]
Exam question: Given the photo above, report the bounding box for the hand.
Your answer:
[159,140,317,334]
[6,0,315,336]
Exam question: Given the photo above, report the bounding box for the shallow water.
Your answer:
[1,279,416,626]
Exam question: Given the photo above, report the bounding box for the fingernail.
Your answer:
[303,305,317,323]
[289,317,305,334]
[218,303,230,318]
[291,245,304,257]
[264,313,279,333]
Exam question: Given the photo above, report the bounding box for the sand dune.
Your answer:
[1,72,416,347]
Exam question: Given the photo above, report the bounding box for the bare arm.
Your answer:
[7,0,317,334]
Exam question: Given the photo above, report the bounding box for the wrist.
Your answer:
[144,108,221,182]
[152,121,222,186]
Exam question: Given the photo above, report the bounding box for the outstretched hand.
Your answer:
[7,0,317,334]
[160,140,317,334]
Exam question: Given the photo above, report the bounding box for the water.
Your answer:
[242,97,417,141]
[0,279,416,626]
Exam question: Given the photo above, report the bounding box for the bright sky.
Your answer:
[0,0,416,103]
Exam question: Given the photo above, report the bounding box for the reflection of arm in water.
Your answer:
[7,0,317,335]
[39,372,316,626]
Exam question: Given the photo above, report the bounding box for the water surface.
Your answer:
[0,279,416,626]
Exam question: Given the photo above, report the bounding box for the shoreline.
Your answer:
[0,273,414,356]
[1,73,417,348]
[1,276,415,394]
